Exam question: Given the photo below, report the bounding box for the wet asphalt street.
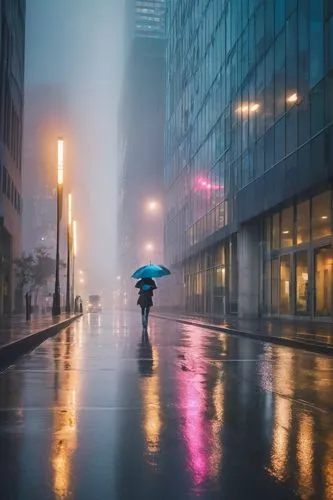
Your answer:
[1,312,333,500]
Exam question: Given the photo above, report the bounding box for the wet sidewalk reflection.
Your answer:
[0,312,333,499]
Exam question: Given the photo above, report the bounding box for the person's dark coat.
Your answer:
[135,278,157,307]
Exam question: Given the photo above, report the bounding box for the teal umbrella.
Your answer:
[131,264,171,279]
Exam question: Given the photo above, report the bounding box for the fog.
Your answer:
[24,0,125,296]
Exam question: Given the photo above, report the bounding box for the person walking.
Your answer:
[135,277,157,328]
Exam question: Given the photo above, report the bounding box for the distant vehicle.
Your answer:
[88,295,102,313]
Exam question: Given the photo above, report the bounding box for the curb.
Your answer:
[152,314,333,357]
[0,314,83,371]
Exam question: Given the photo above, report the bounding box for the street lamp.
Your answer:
[52,138,64,316]
[145,242,154,252]
[66,193,72,314]
[73,220,77,311]
[146,199,160,213]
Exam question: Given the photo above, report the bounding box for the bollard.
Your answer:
[25,292,31,321]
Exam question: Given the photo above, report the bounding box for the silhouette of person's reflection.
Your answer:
[137,330,153,377]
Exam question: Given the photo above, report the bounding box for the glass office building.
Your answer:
[135,0,166,38]
[165,0,333,319]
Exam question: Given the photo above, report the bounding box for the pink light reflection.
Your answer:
[194,175,221,191]
[177,327,209,489]
[184,374,208,486]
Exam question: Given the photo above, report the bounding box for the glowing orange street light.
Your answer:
[146,199,161,213]
[57,138,64,185]
[53,137,64,316]
[145,242,154,252]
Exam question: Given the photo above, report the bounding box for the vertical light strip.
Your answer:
[57,138,64,185]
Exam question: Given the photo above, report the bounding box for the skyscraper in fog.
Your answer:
[0,0,26,314]
[118,0,165,302]
[134,0,166,38]
[165,0,333,321]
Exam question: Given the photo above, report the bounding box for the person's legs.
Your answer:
[145,306,151,326]
[141,306,146,326]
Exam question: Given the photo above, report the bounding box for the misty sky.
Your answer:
[25,0,125,293]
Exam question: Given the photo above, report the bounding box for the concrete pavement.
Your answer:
[0,314,82,371]
[0,311,333,499]
[0,314,79,349]
[153,311,333,355]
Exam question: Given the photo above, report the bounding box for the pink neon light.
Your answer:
[194,175,222,191]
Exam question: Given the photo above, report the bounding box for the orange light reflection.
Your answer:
[141,347,161,459]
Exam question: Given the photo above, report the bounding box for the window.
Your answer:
[264,260,271,313]
[309,0,324,88]
[286,0,297,18]
[265,0,274,48]
[271,258,279,314]
[298,98,310,146]
[256,136,265,177]
[296,200,310,244]
[298,0,309,96]
[274,29,286,119]
[275,0,285,35]
[265,216,271,253]
[312,191,331,239]
[274,117,286,163]
[315,246,333,316]
[325,73,333,125]
[280,255,291,314]
[286,107,298,154]
[328,16,333,70]
[286,12,297,91]
[295,251,309,315]
[272,213,280,249]
[325,0,333,19]
[310,82,324,135]
[281,206,293,247]
[255,4,265,58]
[265,127,275,171]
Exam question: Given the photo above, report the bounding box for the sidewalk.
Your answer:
[0,314,75,349]
[0,313,82,370]
[152,311,333,355]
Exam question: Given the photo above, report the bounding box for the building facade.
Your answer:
[118,0,166,302]
[165,0,333,320]
[0,0,25,314]
[133,0,166,38]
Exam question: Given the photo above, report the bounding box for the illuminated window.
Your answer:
[295,251,309,315]
[315,246,333,316]
[312,191,331,239]
[281,207,293,248]
[296,201,310,244]
[280,255,291,314]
